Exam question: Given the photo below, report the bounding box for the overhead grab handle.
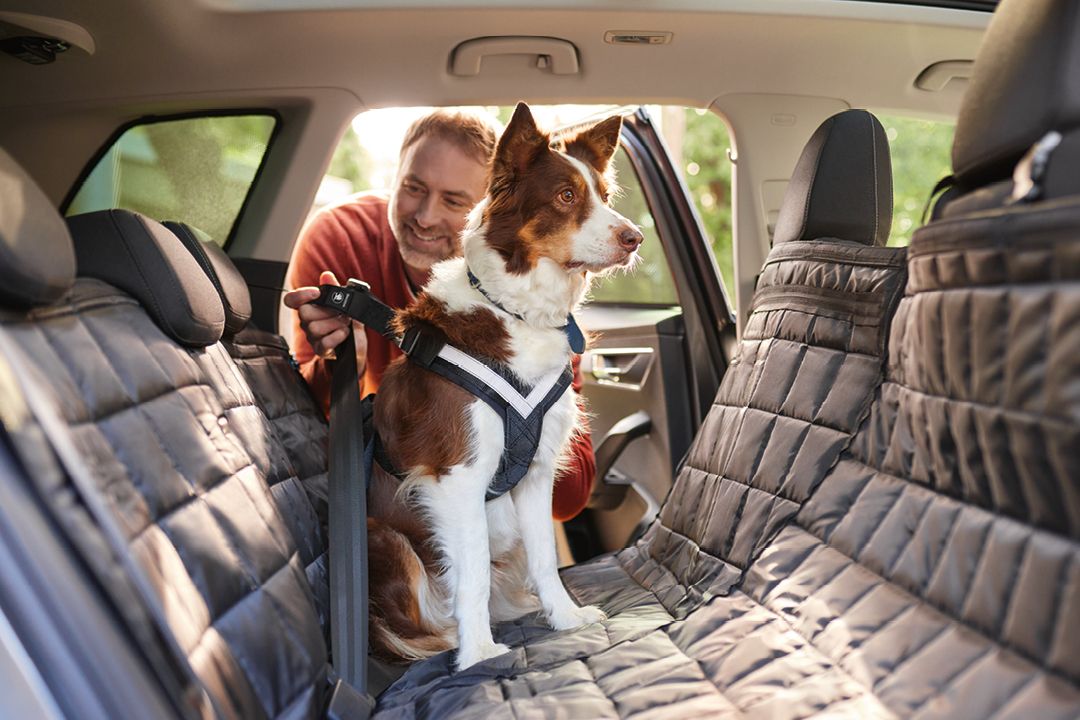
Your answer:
[914,60,973,92]
[450,36,580,77]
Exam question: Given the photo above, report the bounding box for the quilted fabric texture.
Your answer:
[3,155,1077,719]
[375,201,1080,718]
[2,279,331,720]
[374,238,912,717]
[223,326,332,638]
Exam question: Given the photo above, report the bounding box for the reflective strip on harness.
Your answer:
[424,347,574,501]
[436,344,568,419]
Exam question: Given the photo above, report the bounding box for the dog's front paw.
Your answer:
[548,603,607,631]
[455,641,511,671]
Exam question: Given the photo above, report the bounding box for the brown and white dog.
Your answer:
[367,102,643,671]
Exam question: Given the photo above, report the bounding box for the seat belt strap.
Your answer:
[327,322,375,716]
[314,279,397,339]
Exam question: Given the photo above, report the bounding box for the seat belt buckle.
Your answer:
[326,677,375,720]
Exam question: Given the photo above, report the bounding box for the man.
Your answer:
[283,109,595,521]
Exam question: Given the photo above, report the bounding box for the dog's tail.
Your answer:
[367,518,457,663]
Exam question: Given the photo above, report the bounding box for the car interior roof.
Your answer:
[0,0,986,111]
[0,0,989,273]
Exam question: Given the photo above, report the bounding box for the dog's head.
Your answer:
[482,102,643,276]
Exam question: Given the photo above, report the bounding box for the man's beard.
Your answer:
[392,217,459,272]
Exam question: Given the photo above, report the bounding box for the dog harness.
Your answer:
[314,277,581,501]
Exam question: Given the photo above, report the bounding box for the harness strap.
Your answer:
[421,354,574,501]
[312,279,575,500]
[314,279,397,339]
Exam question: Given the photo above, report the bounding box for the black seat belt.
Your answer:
[322,280,376,719]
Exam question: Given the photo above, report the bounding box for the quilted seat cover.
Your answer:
[1,279,332,719]
[374,236,914,718]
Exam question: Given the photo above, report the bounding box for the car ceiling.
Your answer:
[0,0,989,273]
[0,0,987,112]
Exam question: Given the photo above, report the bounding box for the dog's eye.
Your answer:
[559,188,575,204]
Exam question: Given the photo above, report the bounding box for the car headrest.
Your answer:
[952,0,1080,188]
[0,148,77,308]
[164,222,252,336]
[772,109,892,247]
[67,210,225,348]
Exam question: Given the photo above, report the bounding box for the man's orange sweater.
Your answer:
[286,193,596,521]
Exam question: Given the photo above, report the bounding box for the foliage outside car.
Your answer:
[66,108,953,284]
[674,110,955,293]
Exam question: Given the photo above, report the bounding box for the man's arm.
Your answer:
[552,355,597,522]
[284,208,368,416]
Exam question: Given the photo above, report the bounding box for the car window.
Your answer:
[877,114,955,246]
[660,107,735,295]
[66,114,277,247]
[587,146,679,306]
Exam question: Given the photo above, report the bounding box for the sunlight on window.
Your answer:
[318,104,735,300]
[67,115,276,246]
[319,105,622,212]
[876,114,954,246]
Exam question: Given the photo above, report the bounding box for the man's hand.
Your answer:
[283,271,368,366]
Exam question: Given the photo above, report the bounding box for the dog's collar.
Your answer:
[467,268,585,354]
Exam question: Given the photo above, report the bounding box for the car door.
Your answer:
[561,108,736,558]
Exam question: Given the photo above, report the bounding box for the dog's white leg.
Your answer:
[415,403,510,671]
[511,460,606,632]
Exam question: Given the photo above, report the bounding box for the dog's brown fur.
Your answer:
[363,105,632,665]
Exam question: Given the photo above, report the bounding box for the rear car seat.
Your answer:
[373,1,1080,716]
[0,0,1076,716]
[373,107,910,718]
[0,201,333,717]
[165,220,332,636]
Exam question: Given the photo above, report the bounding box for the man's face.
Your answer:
[388,135,489,276]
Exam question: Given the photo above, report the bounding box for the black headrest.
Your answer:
[163,222,252,336]
[773,109,892,247]
[67,210,225,347]
[952,0,1080,188]
[0,148,76,308]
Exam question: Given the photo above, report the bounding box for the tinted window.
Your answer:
[67,114,277,247]
[661,107,734,295]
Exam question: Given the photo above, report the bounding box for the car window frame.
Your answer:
[60,109,283,251]
[613,108,735,427]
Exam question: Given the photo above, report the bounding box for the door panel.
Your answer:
[566,108,734,558]
[577,306,692,553]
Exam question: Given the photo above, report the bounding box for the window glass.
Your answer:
[658,107,734,294]
[67,114,277,247]
[587,147,678,306]
[878,114,955,246]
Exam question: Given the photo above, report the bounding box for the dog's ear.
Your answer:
[493,102,548,180]
[564,115,623,173]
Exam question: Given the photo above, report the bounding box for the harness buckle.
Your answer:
[400,325,446,368]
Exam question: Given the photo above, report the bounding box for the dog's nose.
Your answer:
[617,226,644,251]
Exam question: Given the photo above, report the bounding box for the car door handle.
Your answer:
[589,347,653,389]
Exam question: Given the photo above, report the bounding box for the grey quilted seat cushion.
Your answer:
[374,239,908,717]
[2,279,330,719]
[222,326,331,636]
[735,198,1080,718]
[620,240,907,616]
[376,200,1080,717]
